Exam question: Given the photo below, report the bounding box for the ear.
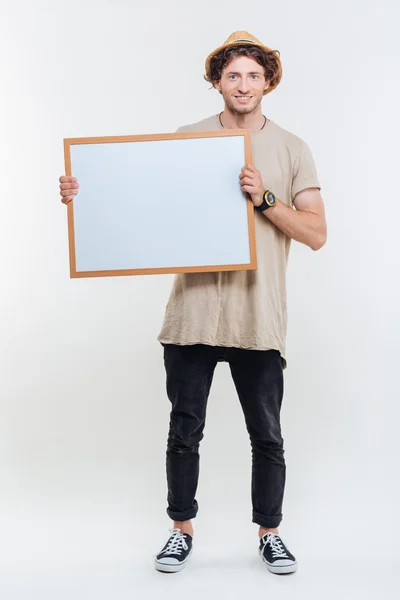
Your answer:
[214,80,222,92]
[264,80,270,92]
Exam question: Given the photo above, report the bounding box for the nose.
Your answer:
[237,79,251,94]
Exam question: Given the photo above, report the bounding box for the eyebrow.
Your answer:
[226,71,263,75]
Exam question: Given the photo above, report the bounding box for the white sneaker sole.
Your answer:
[259,549,298,574]
[154,549,192,573]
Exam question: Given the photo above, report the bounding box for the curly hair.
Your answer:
[205,45,282,91]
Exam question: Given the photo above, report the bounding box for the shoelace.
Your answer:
[263,532,289,559]
[164,529,189,556]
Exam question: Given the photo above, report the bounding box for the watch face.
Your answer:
[266,192,276,206]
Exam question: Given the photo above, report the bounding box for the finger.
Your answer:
[61,196,73,204]
[241,177,257,186]
[243,166,259,176]
[241,185,258,194]
[59,176,77,183]
[60,189,78,197]
[239,170,256,181]
[240,166,255,175]
[246,164,260,175]
[60,182,79,190]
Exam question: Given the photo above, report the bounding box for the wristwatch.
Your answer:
[255,190,276,212]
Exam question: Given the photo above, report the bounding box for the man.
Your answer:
[59,31,327,575]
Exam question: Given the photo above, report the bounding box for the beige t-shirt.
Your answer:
[157,115,321,366]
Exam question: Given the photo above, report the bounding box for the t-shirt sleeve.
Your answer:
[291,141,321,203]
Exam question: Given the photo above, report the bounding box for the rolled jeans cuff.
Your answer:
[252,510,282,529]
[167,500,199,522]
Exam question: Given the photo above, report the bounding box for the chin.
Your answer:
[227,99,260,115]
[232,105,257,116]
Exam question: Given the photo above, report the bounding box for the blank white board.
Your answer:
[64,130,256,278]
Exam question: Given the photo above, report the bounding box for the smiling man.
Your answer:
[59,30,326,576]
[155,31,326,575]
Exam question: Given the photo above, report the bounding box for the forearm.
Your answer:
[261,198,327,251]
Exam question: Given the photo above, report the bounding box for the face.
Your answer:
[214,55,269,115]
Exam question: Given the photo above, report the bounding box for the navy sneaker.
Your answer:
[154,528,193,573]
[259,532,297,574]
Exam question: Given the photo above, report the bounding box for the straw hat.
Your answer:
[204,30,282,95]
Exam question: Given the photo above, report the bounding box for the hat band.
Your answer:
[230,38,257,44]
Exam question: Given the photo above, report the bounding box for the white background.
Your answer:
[0,0,399,598]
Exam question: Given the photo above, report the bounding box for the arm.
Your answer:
[240,165,327,251]
[261,187,327,251]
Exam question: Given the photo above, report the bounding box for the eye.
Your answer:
[250,75,259,80]
[229,75,238,80]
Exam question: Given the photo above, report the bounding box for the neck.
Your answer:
[219,106,268,133]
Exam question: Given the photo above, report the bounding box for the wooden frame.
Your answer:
[64,129,256,278]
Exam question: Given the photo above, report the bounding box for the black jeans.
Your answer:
[163,344,286,529]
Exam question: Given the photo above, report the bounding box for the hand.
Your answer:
[59,176,80,204]
[239,164,264,207]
